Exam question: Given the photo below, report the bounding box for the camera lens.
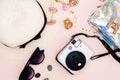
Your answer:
[66,51,86,71]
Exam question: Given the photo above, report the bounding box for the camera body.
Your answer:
[56,37,93,75]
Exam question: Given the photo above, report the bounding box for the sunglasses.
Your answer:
[19,47,45,80]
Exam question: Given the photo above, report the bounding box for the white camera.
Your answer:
[56,37,93,75]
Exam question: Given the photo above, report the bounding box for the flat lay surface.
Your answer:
[0,0,120,80]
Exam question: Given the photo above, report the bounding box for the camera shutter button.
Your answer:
[68,46,72,50]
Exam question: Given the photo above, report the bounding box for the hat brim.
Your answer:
[0,0,45,47]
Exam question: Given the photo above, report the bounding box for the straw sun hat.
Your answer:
[0,0,47,48]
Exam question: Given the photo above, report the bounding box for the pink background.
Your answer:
[0,0,120,80]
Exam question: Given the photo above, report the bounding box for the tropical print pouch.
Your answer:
[89,0,120,49]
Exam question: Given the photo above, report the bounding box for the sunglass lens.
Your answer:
[30,48,45,65]
[19,66,35,80]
